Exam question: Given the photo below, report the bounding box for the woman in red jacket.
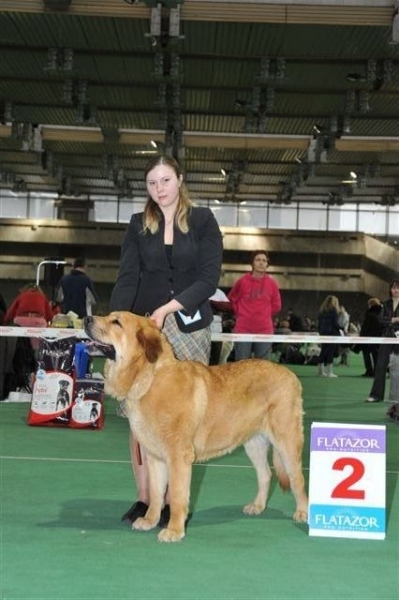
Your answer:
[228,250,282,361]
[5,284,54,328]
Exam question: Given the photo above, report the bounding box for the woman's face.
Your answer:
[146,164,182,210]
[391,282,399,298]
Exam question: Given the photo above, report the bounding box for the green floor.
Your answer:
[0,356,398,600]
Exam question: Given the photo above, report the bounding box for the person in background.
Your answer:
[387,352,399,422]
[109,154,223,527]
[338,305,350,334]
[272,318,292,362]
[357,297,383,377]
[4,284,53,328]
[0,294,7,325]
[286,307,303,332]
[302,315,314,331]
[336,304,351,366]
[56,257,97,318]
[317,294,342,378]
[4,284,54,352]
[228,250,281,361]
[366,279,399,414]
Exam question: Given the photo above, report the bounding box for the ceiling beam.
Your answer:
[336,137,399,152]
[4,124,399,154]
[0,0,392,26]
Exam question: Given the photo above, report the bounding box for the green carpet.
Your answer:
[0,355,398,600]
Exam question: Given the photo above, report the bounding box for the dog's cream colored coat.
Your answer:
[84,312,308,542]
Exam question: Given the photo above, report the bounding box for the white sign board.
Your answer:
[308,422,386,540]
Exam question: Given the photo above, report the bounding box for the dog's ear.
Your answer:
[136,326,163,363]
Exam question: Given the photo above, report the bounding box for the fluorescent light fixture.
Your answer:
[350,171,357,179]
[150,140,158,148]
[221,168,227,177]
[133,150,158,155]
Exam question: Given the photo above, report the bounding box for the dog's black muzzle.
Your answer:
[83,316,116,360]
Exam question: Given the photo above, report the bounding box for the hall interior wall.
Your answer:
[0,219,397,325]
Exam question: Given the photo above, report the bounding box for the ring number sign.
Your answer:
[308,422,386,540]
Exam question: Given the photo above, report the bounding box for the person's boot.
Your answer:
[318,363,326,377]
[121,501,148,525]
[386,404,399,422]
[325,364,338,378]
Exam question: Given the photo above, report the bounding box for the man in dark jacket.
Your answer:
[56,257,97,318]
[357,297,383,376]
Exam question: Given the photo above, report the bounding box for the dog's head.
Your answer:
[83,312,164,364]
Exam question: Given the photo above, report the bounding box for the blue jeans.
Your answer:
[234,341,272,361]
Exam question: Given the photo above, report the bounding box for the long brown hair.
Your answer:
[142,154,192,234]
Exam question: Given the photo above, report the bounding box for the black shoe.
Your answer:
[121,500,148,525]
[158,504,170,528]
[157,505,193,528]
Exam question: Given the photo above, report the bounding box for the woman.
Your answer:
[317,295,342,378]
[227,250,281,361]
[109,154,223,526]
[4,284,53,328]
[366,279,399,415]
[4,284,54,356]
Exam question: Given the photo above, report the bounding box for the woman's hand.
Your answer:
[150,306,169,329]
[150,299,184,329]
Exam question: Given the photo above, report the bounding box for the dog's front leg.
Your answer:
[132,453,167,532]
[158,458,192,543]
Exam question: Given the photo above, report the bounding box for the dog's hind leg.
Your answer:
[271,438,308,523]
[133,453,168,532]
[243,434,271,515]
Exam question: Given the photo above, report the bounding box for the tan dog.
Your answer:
[84,312,308,542]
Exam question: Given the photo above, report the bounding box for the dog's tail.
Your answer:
[272,448,291,491]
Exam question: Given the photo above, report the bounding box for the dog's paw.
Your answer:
[157,527,185,543]
[293,509,308,523]
[243,502,265,516]
[132,517,157,531]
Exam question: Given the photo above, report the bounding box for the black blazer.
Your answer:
[379,298,399,336]
[109,206,223,330]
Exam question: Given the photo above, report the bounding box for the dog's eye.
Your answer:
[111,318,123,328]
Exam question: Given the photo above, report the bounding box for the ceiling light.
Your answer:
[150,140,158,148]
[346,73,364,82]
[221,168,227,177]
[341,171,358,184]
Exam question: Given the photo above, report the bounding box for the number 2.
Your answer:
[331,457,365,499]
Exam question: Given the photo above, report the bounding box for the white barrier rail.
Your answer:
[1,326,398,345]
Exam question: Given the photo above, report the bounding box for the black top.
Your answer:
[360,304,384,337]
[318,309,341,336]
[109,206,223,331]
[56,269,97,318]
